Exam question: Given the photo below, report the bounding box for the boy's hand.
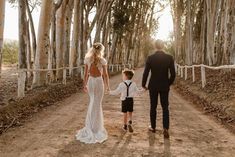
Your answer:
[105,89,110,95]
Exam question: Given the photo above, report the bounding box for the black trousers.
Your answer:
[149,89,169,129]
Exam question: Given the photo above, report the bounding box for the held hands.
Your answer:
[105,86,111,95]
[142,86,148,91]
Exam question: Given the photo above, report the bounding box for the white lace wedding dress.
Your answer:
[76,58,108,144]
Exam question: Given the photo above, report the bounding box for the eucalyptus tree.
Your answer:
[170,0,235,65]
[18,0,27,71]
[16,0,162,88]
[69,0,79,76]
[32,0,53,87]
[110,0,163,65]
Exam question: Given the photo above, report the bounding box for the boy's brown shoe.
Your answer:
[148,126,156,133]
[128,125,134,133]
[122,125,128,131]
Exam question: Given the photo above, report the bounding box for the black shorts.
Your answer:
[121,98,134,113]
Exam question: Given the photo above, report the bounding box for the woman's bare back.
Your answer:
[89,63,102,77]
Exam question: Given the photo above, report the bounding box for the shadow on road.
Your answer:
[57,130,133,157]
[147,131,171,157]
[148,131,156,155]
[164,138,171,157]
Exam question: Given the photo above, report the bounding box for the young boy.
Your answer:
[109,69,142,132]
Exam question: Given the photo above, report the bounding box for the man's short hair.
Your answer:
[122,69,135,80]
[154,39,165,50]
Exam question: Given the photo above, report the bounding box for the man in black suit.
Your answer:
[142,39,176,138]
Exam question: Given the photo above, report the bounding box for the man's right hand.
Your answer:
[142,86,148,91]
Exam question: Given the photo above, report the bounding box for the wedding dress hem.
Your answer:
[75,127,108,144]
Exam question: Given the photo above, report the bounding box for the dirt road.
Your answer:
[0,66,17,105]
[0,68,235,157]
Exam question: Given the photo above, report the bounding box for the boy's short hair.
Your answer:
[122,69,135,80]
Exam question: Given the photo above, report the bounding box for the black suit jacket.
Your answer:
[142,51,176,91]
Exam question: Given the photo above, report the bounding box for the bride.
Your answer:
[76,43,110,144]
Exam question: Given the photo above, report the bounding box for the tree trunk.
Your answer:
[26,20,32,78]
[49,1,63,82]
[170,0,184,64]
[18,0,27,93]
[200,0,207,64]
[56,0,69,80]
[18,0,27,70]
[185,0,193,65]
[110,33,118,64]
[229,0,235,64]
[0,0,6,77]
[33,0,53,87]
[49,5,56,82]
[102,10,111,60]
[221,0,229,65]
[69,0,79,75]
[205,0,218,65]
[63,0,74,68]
[26,0,36,61]
[77,0,84,66]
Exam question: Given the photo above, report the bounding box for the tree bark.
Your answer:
[18,0,27,92]
[56,0,69,80]
[26,20,32,78]
[229,0,235,64]
[185,0,193,65]
[33,0,53,87]
[110,33,119,64]
[102,10,111,60]
[69,0,79,75]
[49,1,63,82]
[77,0,84,66]
[18,0,27,70]
[25,0,36,61]
[205,0,218,65]
[63,0,74,68]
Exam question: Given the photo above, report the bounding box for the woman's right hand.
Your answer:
[83,86,88,93]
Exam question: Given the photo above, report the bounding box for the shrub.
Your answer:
[2,41,18,65]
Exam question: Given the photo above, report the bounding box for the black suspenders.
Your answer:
[124,82,132,98]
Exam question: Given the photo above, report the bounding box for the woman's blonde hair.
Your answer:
[85,43,105,66]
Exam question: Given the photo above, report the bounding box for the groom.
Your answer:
[142,39,176,138]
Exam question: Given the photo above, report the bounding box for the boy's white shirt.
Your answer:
[109,80,143,100]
